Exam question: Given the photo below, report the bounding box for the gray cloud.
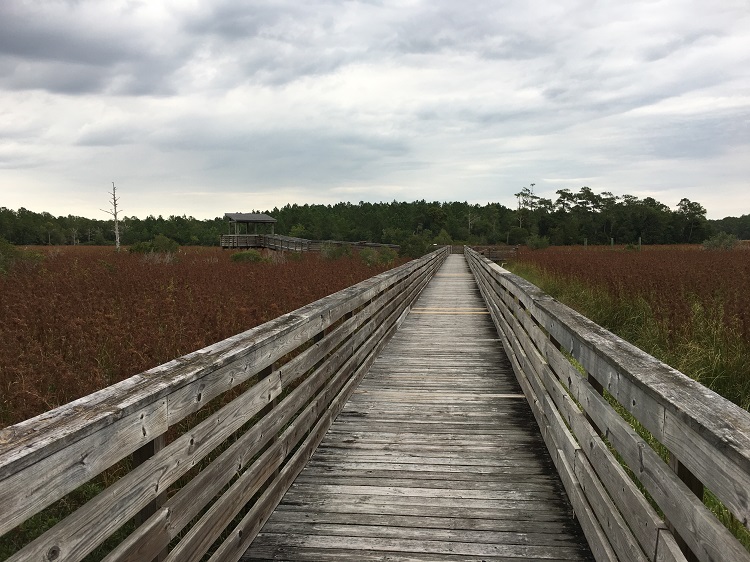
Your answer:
[0,0,748,220]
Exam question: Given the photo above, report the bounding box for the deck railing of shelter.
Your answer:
[466,246,750,562]
[219,234,262,249]
[219,234,400,252]
[0,247,448,562]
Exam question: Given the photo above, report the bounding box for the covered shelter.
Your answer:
[221,213,277,249]
[225,213,277,235]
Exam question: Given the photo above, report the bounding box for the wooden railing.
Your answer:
[0,247,448,562]
[470,245,518,262]
[466,247,750,562]
[219,234,262,249]
[219,234,399,252]
[258,234,311,252]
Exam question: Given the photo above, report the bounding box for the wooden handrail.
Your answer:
[466,246,750,562]
[219,234,399,252]
[0,247,448,562]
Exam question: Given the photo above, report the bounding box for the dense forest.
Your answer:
[1,187,748,248]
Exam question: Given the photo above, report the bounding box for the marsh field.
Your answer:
[509,244,750,410]
[0,245,401,427]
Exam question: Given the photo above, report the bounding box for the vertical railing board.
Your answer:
[0,398,168,538]
[556,452,620,562]
[656,530,687,562]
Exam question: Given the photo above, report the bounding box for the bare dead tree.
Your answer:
[101,182,123,251]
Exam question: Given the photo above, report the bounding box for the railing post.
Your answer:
[668,455,703,562]
[586,374,604,437]
[257,364,280,479]
[133,433,167,561]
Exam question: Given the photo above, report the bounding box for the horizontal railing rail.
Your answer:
[466,246,750,562]
[0,247,448,562]
[258,234,311,252]
[219,234,399,252]
[219,234,262,248]
[469,244,518,262]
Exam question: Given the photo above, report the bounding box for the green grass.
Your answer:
[508,261,750,551]
[508,262,750,410]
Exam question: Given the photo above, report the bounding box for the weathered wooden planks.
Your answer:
[243,255,593,561]
[466,247,750,562]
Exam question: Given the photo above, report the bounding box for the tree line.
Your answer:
[1,187,747,249]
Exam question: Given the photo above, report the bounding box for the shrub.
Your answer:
[399,234,429,258]
[433,229,452,246]
[703,232,739,250]
[321,243,352,259]
[0,237,43,274]
[360,247,399,267]
[359,248,379,266]
[231,249,267,263]
[507,226,530,245]
[129,235,180,255]
[526,234,550,250]
[378,247,398,266]
[0,237,21,274]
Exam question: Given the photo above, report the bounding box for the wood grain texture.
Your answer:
[242,254,593,562]
[6,374,280,562]
[470,249,750,533]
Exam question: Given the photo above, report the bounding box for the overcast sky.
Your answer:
[1,0,748,220]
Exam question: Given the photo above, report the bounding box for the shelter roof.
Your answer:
[224,213,277,224]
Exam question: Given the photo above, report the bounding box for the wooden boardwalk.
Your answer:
[243,255,593,561]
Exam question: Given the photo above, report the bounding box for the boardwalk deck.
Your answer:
[243,255,593,561]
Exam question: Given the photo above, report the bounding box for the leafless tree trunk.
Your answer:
[101,182,123,251]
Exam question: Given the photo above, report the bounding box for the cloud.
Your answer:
[0,0,748,220]
[0,2,189,95]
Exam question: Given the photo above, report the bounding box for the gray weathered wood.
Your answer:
[242,254,592,562]
[6,374,281,562]
[466,247,750,562]
[0,397,168,537]
[1,248,446,560]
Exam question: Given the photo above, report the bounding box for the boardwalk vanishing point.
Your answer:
[243,255,593,561]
